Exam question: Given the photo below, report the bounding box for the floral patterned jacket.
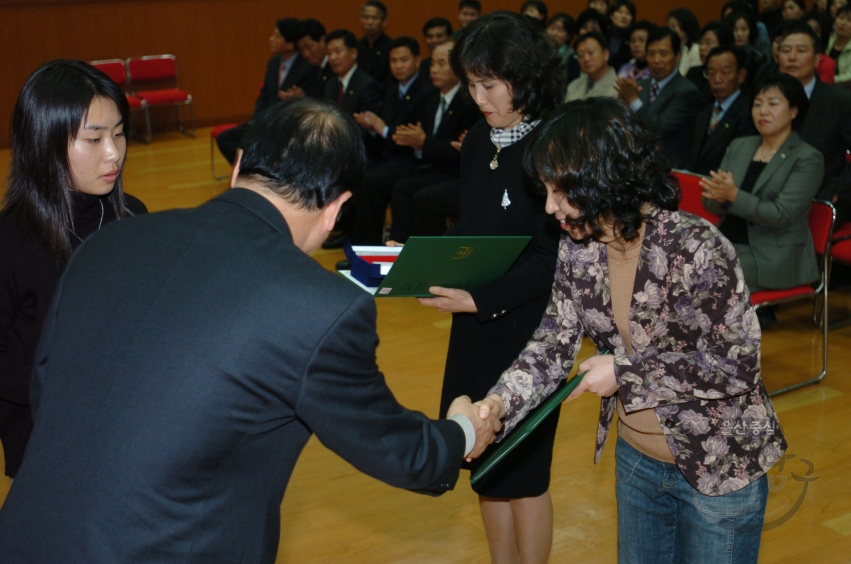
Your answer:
[490,208,787,496]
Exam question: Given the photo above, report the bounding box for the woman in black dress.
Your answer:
[0,60,146,480]
[417,12,563,564]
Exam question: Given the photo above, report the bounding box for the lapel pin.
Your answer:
[781,153,786,159]
[349,90,354,95]
[448,110,453,115]
[377,51,381,55]
[724,123,729,128]
[405,95,410,100]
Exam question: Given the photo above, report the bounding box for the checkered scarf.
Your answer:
[489,119,540,150]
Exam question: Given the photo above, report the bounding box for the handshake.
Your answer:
[447,394,506,462]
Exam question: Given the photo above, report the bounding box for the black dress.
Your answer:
[0,191,146,478]
[439,120,560,497]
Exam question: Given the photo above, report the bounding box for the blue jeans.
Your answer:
[615,437,768,564]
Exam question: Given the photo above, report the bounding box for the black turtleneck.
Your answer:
[0,191,146,477]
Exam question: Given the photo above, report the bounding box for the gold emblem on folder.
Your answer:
[453,247,473,259]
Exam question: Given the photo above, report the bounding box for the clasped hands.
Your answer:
[699,170,739,204]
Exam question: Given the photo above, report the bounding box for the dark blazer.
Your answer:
[302,60,336,100]
[381,72,435,132]
[407,88,480,173]
[254,53,313,118]
[797,80,851,204]
[357,33,393,87]
[703,132,824,289]
[324,66,383,115]
[689,91,757,175]
[0,188,465,563]
[635,72,704,169]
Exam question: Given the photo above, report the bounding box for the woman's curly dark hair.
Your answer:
[524,98,680,242]
[451,11,564,121]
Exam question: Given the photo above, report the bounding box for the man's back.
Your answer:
[0,188,463,563]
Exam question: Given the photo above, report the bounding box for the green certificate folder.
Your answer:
[344,236,531,298]
[470,350,610,484]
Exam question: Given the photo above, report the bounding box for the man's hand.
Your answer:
[278,86,306,101]
[417,287,477,313]
[450,130,468,152]
[614,75,641,104]
[448,395,501,461]
[566,355,618,401]
[392,122,427,150]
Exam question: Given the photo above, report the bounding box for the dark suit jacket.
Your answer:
[414,89,481,174]
[797,80,851,203]
[689,91,757,175]
[324,66,383,115]
[0,188,464,563]
[703,132,824,289]
[381,73,435,131]
[357,33,393,87]
[635,72,704,169]
[302,60,336,100]
[254,53,313,118]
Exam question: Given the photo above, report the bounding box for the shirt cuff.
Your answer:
[448,414,476,457]
[381,126,389,138]
[414,149,423,159]
[630,98,643,112]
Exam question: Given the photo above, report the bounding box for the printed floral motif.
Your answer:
[490,208,787,496]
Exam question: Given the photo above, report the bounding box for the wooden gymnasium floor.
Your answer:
[1,129,851,563]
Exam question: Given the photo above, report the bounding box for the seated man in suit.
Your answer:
[690,45,757,175]
[615,26,704,169]
[454,0,482,41]
[343,40,479,252]
[216,17,313,165]
[778,22,851,223]
[566,31,619,101]
[0,98,499,563]
[282,19,336,101]
[357,0,393,88]
[420,17,453,75]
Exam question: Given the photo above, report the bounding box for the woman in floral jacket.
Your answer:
[475,98,787,564]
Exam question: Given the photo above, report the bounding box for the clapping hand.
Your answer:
[392,122,427,150]
[614,74,642,104]
[447,395,502,461]
[700,170,739,204]
[278,86,306,101]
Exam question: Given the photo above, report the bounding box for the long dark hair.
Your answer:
[452,11,564,121]
[3,59,130,265]
[524,98,679,242]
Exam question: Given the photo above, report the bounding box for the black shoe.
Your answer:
[322,233,346,250]
[335,260,351,271]
[757,308,777,330]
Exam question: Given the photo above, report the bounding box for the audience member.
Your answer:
[346,41,478,248]
[815,0,830,14]
[761,0,785,33]
[778,22,851,222]
[607,0,636,70]
[668,8,703,74]
[782,0,808,20]
[829,5,851,82]
[615,26,703,169]
[589,0,609,15]
[690,46,758,175]
[0,60,147,482]
[421,17,453,74]
[356,1,393,87]
[807,10,839,81]
[687,21,736,105]
[617,19,656,79]
[292,19,335,100]
[0,97,496,562]
[216,18,312,165]
[832,0,850,19]
[547,12,577,69]
[574,9,611,83]
[324,29,383,121]
[701,73,823,328]
[521,1,548,29]
[726,8,771,88]
[723,1,773,57]
[454,0,482,41]
[566,31,619,101]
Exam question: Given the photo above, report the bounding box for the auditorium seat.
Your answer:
[127,54,195,143]
[672,169,721,225]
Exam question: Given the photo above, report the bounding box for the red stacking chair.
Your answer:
[672,169,721,225]
[89,59,149,142]
[126,54,195,143]
[828,221,851,329]
[751,200,835,395]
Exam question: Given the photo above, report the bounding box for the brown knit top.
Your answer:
[606,224,675,463]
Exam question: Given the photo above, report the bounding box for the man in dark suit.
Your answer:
[690,46,757,175]
[345,41,479,249]
[0,98,499,563]
[615,26,704,169]
[286,18,335,100]
[778,23,851,222]
[356,1,393,88]
[324,29,383,118]
[216,18,314,165]
[420,17,453,75]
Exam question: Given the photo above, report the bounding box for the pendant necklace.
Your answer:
[490,138,502,170]
[70,199,104,243]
